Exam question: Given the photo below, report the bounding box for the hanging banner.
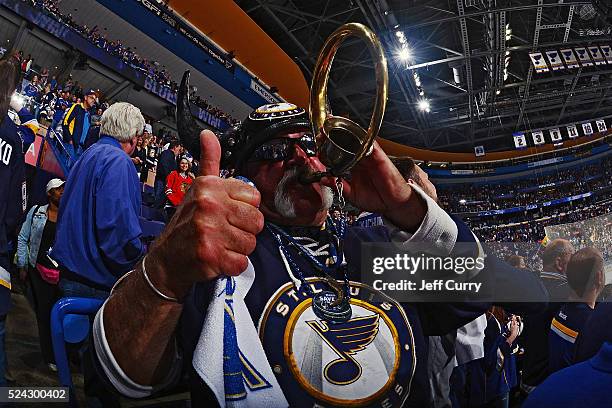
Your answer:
[560,48,580,68]
[582,122,594,135]
[529,52,549,73]
[596,119,607,132]
[588,46,607,65]
[574,47,593,66]
[545,50,564,70]
[549,128,563,142]
[550,128,563,146]
[474,145,485,157]
[601,45,612,64]
[513,132,527,149]
[532,130,545,145]
[567,124,579,138]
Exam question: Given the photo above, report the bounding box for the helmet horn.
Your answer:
[176,70,202,160]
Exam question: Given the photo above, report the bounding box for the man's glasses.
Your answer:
[250,133,317,162]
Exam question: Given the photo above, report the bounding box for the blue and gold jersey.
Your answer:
[549,302,593,374]
[179,222,535,407]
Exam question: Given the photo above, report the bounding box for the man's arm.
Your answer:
[96,260,184,389]
[93,131,262,394]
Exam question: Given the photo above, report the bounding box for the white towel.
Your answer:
[192,260,288,408]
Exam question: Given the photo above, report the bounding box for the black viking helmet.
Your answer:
[218,103,311,172]
[176,71,311,174]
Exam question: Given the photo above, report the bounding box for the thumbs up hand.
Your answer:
[146,130,264,300]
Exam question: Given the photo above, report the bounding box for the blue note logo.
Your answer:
[259,279,415,407]
[307,314,380,385]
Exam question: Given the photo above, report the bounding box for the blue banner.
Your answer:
[96,0,272,108]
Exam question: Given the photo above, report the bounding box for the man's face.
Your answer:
[84,94,96,109]
[243,131,333,226]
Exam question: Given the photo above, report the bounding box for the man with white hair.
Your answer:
[51,102,146,298]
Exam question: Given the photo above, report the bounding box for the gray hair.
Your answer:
[100,102,145,143]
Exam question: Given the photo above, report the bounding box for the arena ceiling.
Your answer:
[235,0,612,153]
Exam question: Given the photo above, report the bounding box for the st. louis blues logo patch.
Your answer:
[258,279,415,407]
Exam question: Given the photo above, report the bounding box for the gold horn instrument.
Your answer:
[302,23,388,183]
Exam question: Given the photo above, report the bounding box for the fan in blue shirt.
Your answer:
[51,102,146,294]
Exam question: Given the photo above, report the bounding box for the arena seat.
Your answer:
[50,297,104,405]
[141,205,165,222]
[139,217,166,238]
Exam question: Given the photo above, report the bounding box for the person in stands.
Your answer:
[90,103,547,407]
[130,135,146,178]
[61,88,97,158]
[51,102,145,299]
[16,178,65,372]
[0,58,33,387]
[153,139,181,208]
[165,157,194,207]
[520,239,574,394]
[548,247,605,374]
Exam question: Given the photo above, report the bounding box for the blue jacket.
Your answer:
[62,103,90,154]
[155,149,177,183]
[51,136,144,289]
[16,204,48,268]
[0,114,27,315]
[524,341,612,408]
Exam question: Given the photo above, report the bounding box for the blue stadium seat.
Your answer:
[141,205,165,222]
[50,297,104,405]
[139,217,166,238]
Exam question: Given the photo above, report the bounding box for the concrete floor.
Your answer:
[6,287,189,407]
[6,290,85,407]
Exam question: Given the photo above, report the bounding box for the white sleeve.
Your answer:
[92,302,182,398]
[383,184,485,278]
[383,184,459,255]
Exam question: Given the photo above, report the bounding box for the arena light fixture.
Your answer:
[398,47,411,61]
[418,99,431,112]
[459,199,467,204]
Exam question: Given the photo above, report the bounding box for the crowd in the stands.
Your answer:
[23,0,240,126]
[469,199,611,243]
[437,158,612,213]
[12,50,198,218]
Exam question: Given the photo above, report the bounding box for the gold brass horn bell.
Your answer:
[305,23,388,181]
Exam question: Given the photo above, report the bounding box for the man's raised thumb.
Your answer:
[199,129,221,177]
